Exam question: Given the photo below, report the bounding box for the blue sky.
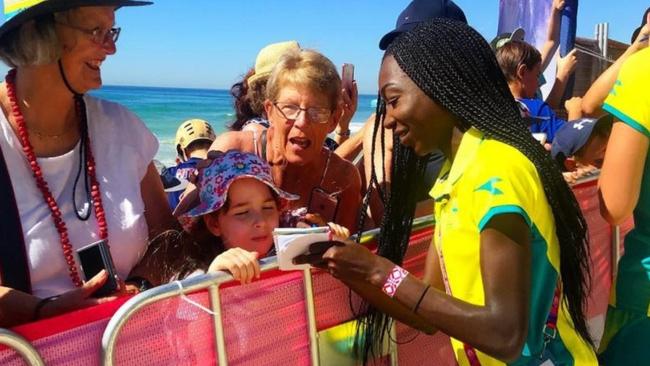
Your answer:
[2,0,647,94]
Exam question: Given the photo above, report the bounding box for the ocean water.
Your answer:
[91,85,377,166]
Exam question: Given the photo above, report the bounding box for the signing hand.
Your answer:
[208,248,260,284]
[552,0,565,11]
[294,240,392,287]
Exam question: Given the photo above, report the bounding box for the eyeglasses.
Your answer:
[273,102,332,124]
[57,22,121,45]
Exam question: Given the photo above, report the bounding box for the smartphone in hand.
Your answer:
[342,63,355,96]
[307,188,340,223]
[76,239,119,298]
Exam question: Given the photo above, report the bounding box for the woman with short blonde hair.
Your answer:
[209,48,361,232]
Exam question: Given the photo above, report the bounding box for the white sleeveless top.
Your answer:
[0,96,158,297]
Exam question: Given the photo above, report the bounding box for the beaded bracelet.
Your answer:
[382,265,409,298]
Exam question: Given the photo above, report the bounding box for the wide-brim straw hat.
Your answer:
[0,0,152,40]
[247,40,300,87]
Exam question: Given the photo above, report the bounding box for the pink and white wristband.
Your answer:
[382,265,409,298]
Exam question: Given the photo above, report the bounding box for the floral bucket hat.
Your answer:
[174,150,298,220]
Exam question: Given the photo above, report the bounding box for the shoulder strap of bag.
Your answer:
[0,144,32,293]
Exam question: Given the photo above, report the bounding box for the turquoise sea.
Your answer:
[91,85,377,166]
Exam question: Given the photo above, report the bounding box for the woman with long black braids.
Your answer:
[296,19,597,365]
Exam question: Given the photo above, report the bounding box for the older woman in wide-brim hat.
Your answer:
[0,0,174,327]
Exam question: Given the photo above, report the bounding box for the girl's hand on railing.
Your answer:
[208,248,261,284]
[295,214,351,240]
[37,270,119,320]
[327,222,350,240]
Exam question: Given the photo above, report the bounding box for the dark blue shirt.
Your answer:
[161,157,202,210]
[518,98,566,142]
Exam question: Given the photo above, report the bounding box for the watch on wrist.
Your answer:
[335,129,351,137]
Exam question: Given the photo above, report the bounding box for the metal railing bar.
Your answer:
[303,269,320,365]
[209,284,228,366]
[0,328,45,366]
[389,321,398,366]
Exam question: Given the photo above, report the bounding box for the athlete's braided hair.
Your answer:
[359,18,592,362]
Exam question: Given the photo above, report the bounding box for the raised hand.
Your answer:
[266,124,288,186]
[557,49,578,81]
[338,81,359,136]
[564,96,583,120]
[633,18,650,50]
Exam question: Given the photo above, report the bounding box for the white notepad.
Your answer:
[273,226,333,270]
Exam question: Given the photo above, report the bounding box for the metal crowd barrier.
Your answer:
[0,328,45,366]
[0,174,634,365]
[101,215,435,366]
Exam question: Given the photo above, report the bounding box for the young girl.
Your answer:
[152,150,348,284]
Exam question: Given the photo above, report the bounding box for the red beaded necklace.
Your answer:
[5,69,108,287]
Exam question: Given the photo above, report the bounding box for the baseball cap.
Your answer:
[379,0,467,50]
[551,115,614,167]
[490,27,525,51]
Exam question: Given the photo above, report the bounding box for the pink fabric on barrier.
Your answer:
[0,296,132,365]
[619,216,635,254]
[112,272,312,365]
[113,291,216,366]
[0,319,109,366]
[312,270,362,331]
[219,271,311,365]
[573,180,614,319]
